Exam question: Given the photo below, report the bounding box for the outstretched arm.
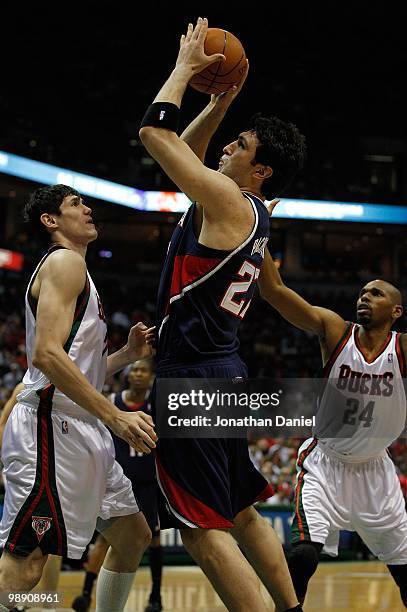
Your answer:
[259,248,347,348]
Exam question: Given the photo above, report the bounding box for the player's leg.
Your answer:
[387,564,407,608]
[286,541,323,605]
[0,404,66,599]
[144,534,163,612]
[72,535,109,612]
[0,548,48,604]
[181,527,270,612]
[231,506,299,611]
[353,454,407,609]
[36,554,62,592]
[95,512,151,612]
[135,481,163,612]
[33,554,62,611]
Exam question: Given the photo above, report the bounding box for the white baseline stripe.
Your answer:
[156,466,198,529]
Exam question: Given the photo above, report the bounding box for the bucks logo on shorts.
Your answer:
[32,516,53,542]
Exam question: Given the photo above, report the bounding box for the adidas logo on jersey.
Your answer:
[251,236,268,258]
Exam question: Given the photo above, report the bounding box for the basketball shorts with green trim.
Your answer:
[0,399,139,559]
[292,437,407,564]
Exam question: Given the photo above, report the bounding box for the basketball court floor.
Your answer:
[25,561,404,611]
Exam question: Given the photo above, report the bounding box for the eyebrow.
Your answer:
[238,134,249,148]
[359,287,385,296]
[71,196,83,204]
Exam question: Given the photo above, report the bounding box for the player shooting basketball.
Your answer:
[139,17,306,612]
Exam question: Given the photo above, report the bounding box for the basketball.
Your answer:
[190,28,247,95]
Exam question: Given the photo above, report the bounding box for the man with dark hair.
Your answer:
[139,18,305,612]
[0,185,157,612]
[259,202,407,608]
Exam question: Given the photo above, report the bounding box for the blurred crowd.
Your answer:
[1,265,406,506]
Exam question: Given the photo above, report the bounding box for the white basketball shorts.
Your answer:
[0,396,139,559]
[292,438,407,564]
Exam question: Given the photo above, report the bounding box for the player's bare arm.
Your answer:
[258,248,348,362]
[180,63,249,163]
[139,18,254,248]
[106,323,155,378]
[0,381,25,450]
[32,249,157,453]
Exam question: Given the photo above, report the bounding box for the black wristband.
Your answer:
[140,102,180,132]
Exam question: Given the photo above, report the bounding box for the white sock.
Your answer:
[95,567,136,612]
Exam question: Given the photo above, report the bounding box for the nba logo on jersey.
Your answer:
[62,420,69,434]
[32,516,52,542]
[388,353,393,363]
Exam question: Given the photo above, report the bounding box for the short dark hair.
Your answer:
[23,184,80,239]
[248,114,307,198]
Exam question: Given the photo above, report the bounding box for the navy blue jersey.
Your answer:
[156,192,270,364]
[110,392,156,483]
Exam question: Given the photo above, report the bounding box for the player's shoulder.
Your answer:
[38,248,87,295]
[315,306,348,330]
[39,247,86,278]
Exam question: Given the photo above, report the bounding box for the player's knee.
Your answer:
[18,553,48,589]
[387,564,407,607]
[180,528,213,559]
[288,542,322,599]
[180,527,200,550]
[233,505,261,532]
[134,520,152,551]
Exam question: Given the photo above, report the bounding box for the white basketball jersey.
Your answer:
[315,323,406,460]
[18,246,108,419]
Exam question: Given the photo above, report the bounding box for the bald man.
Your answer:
[259,252,407,609]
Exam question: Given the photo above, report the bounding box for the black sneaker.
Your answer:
[72,594,92,612]
[144,600,163,612]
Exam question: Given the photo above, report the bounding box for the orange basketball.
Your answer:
[190,28,247,95]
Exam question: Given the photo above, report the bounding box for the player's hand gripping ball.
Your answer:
[190,28,247,94]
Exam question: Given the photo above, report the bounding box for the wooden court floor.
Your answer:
[28,561,404,611]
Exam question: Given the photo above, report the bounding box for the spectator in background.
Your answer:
[266,482,293,507]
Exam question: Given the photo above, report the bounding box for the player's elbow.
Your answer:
[139,125,152,143]
[32,346,59,372]
[139,126,162,147]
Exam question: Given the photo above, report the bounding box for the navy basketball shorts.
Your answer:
[152,356,273,530]
[133,479,160,536]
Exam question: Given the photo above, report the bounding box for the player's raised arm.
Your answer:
[180,64,248,162]
[33,249,156,453]
[259,248,347,344]
[138,18,249,223]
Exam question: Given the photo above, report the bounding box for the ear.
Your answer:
[40,212,58,231]
[253,164,273,181]
[393,304,404,321]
